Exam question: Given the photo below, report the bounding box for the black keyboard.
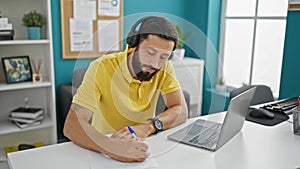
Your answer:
[262,97,298,115]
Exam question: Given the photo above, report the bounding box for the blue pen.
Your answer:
[127,125,138,140]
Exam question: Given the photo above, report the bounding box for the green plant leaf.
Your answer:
[217,77,225,85]
[22,10,46,27]
[175,24,192,49]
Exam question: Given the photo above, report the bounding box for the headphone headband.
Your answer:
[126,16,154,48]
[126,16,177,60]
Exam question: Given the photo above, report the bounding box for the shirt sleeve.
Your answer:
[72,60,102,113]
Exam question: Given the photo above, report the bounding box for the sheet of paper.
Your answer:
[74,0,96,20]
[88,150,158,169]
[98,20,120,52]
[70,18,93,52]
[144,131,179,158]
[98,0,120,16]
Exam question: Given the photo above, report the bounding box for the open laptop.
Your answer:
[167,87,256,151]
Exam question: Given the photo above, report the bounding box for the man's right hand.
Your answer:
[103,137,149,162]
[64,103,149,162]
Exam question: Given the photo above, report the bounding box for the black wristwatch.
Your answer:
[147,117,163,134]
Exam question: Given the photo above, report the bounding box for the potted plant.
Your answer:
[216,76,226,91]
[22,10,46,40]
[242,82,249,87]
[173,24,192,60]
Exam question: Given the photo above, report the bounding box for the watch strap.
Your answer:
[147,117,163,134]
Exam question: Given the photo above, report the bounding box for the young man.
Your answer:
[64,16,188,162]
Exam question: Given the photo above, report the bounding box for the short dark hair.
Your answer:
[127,16,178,50]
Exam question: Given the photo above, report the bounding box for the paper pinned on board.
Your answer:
[98,0,120,16]
[97,20,120,52]
[70,18,94,52]
[74,0,96,20]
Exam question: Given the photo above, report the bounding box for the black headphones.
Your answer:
[126,16,174,60]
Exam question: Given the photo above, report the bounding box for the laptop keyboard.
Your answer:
[188,124,222,147]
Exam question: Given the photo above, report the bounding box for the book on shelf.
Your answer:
[0,17,14,40]
[10,107,43,119]
[8,115,43,124]
[13,121,41,129]
[0,23,13,30]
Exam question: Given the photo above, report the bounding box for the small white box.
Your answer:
[0,18,8,24]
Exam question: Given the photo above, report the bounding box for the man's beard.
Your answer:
[132,51,159,82]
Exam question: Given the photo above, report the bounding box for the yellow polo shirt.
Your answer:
[73,46,180,134]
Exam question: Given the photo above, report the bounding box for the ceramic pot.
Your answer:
[172,48,185,61]
[27,27,42,40]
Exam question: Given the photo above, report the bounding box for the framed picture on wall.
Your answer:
[1,56,33,84]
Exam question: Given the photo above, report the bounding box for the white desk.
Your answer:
[7,113,300,169]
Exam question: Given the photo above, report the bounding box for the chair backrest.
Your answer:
[229,85,274,106]
[72,69,87,88]
[72,68,87,96]
[155,91,190,117]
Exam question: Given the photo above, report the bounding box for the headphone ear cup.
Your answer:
[169,51,174,60]
[126,34,139,48]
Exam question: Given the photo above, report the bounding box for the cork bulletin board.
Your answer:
[289,4,300,10]
[289,0,300,10]
[60,0,123,59]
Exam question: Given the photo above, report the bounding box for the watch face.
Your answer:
[154,119,163,130]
